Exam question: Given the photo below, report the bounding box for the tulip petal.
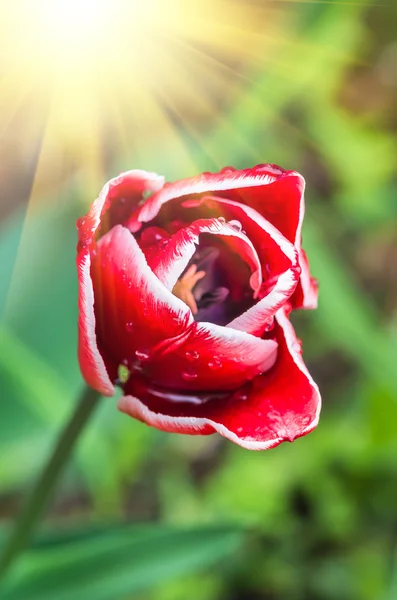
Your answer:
[117,307,321,450]
[77,248,115,396]
[144,322,278,391]
[77,170,164,394]
[91,225,193,368]
[77,170,164,251]
[129,164,283,230]
[226,174,317,310]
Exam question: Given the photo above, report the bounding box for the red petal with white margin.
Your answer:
[77,249,116,396]
[129,164,316,309]
[77,170,164,395]
[143,322,278,391]
[91,225,194,368]
[216,171,317,310]
[77,170,164,250]
[117,307,321,450]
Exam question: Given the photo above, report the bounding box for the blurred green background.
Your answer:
[1,1,397,599]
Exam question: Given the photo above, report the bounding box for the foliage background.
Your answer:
[1,1,397,598]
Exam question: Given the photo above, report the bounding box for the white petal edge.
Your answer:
[132,169,297,230]
[227,268,300,334]
[88,170,164,231]
[77,250,115,396]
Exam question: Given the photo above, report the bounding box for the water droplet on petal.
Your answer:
[185,350,199,361]
[228,219,242,232]
[135,349,150,361]
[208,357,222,370]
[264,320,274,332]
[182,369,198,381]
[140,227,170,246]
[125,322,134,333]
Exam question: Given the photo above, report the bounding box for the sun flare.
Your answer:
[1,0,278,171]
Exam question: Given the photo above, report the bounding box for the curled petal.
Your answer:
[146,217,262,295]
[77,171,164,394]
[227,268,300,336]
[117,307,321,449]
[184,196,300,335]
[145,322,278,391]
[77,249,115,395]
[231,173,317,309]
[92,225,193,368]
[77,170,164,251]
[129,164,285,231]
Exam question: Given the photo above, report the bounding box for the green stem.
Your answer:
[0,385,101,581]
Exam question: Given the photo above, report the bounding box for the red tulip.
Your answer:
[77,165,320,449]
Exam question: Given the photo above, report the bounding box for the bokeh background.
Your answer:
[1,1,397,598]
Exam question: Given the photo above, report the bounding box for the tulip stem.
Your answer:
[0,385,101,582]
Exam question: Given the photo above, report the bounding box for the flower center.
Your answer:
[172,264,206,315]
[172,245,254,326]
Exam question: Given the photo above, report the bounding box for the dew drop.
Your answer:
[135,349,150,361]
[208,357,222,370]
[264,320,274,332]
[185,350,199,361]
[125,322,134,333]
[140,227,169,246]
[182,369,198,381]
[228,219,242,232]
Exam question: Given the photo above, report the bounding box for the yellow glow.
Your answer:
[37,0,111,51]
[1,0,273,158]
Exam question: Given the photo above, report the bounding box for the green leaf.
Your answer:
[1,524,243,600]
